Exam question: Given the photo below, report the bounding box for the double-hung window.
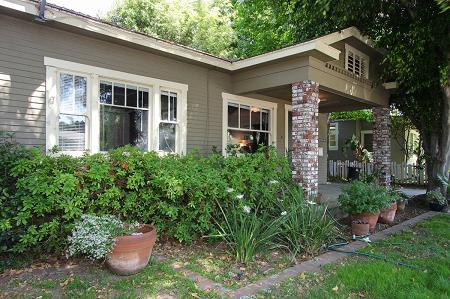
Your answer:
[223,93,277,154]
[328,122,338,151]
[345,44,369,79]
[57,72,88,153]
[45,58,187,155]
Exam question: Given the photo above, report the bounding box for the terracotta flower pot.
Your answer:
[351,221,370,235]
[379,202,398,224]
[351,211,380,232]
[106,224,157,275]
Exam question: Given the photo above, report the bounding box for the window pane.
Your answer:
[59,73,73,113]
[126,85,138,107]
[100,105,148,151]
[100,81,112,104]
[159,123,176,152]
[261,109,270,131]
[251,107,261,130]
[161,92,169,121]
[227,129,268,153]
[74,76,87,114]
[170,92,177,121]
[113,83,125,106]
[59,114,85,151]
[240,105,250,129]
[228,103,239,128]
[363,133,373,152]
[139,88,149,108]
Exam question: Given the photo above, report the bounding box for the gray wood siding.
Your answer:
[0,15,232,151]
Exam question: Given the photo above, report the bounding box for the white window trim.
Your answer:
[360,129,373,151]
[345,44,369,79]
[284,104,292,154]
[45,57,188,155]
[328,122,339,151]
[222,93,277,155]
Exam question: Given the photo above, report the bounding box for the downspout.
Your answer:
[34,0,47,23]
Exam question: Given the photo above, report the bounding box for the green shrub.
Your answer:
[1,145,297,253]
[426,189,447,205]
[338,181,393,214]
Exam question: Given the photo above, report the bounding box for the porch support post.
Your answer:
[373,106,391,186]
[291,80,320,195]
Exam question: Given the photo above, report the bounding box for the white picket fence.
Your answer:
[328,160,427,185]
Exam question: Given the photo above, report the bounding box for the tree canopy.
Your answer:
[105,0,235,57]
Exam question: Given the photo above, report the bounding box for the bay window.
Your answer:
[45,57,187,155]
[222,93,277,154]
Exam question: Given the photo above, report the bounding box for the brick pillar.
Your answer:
[373,107,391,186]
[291,81,320,195]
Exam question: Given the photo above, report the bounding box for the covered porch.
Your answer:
[227,29,393,194]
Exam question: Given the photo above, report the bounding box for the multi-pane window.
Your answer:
[345,44,369,79]
[159,91,178,152]
[58,73,87,151]
[328,122,338,151]
[226,102,270,153]
[99,80,149,151]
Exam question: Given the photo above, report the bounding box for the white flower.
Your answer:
[243,205,251,214]
[236,194,244,199]
[269,180,279,185]
[281,211,287,216]
[122,151,130,157]
[305,200,317,205]
[227,188,235,193]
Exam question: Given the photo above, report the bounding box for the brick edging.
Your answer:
[231,211,438,298]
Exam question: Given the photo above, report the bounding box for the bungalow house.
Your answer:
[0,0,395,194]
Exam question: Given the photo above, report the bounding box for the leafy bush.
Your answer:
[212,201,282,263]
[1,145,297,253]
[68,214,139,260]
[338,181,393,214]
[275,190,338,259]
[426,189,447,205]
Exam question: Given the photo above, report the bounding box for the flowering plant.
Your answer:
[68,214,139,260]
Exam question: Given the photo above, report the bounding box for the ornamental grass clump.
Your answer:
[68,214,139,260]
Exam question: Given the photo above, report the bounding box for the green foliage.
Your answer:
[275,192,338,259]
[330,110,373,122]
[68,214,139,260]
[105,0,235,57]
[342,135,372,163]
[212,201,283,263]
[426,189,447,205]
[1,145,298,253]
[338,181,394,214]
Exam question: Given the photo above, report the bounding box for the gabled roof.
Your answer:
[0,0,380,71]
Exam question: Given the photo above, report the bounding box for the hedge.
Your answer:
[0,141,301,253]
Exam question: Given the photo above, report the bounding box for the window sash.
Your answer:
[328,123,338,150]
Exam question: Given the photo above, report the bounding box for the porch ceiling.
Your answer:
[256,85,372,113]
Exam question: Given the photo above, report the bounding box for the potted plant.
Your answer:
[68,214,157,275]
[379,189,399,224]
[351,219,370,235]
[426,189,448,212]
[342,135,372,181]
[338,181,392,232]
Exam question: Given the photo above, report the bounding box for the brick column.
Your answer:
[373,107,391,186]
[291,81,320,195]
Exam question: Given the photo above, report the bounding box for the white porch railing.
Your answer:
[328,160,427,185]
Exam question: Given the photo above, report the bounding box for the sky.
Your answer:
[48,0,117,17]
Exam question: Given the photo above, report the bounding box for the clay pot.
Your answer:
[106,224,156,275]
[351,211,380,232]
[351,221,370,235]
[397,199,407,211]
[379,202,398,224]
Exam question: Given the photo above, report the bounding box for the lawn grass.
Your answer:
[0,258,220,298]
[259,213,450,299]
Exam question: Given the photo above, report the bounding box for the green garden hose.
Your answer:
[326,238,422,270]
